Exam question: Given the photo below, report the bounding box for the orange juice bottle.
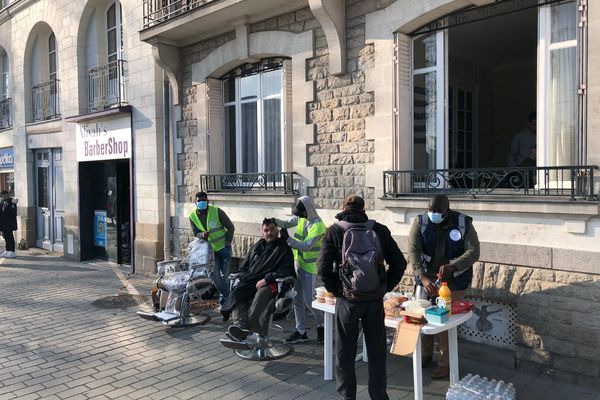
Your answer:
[438,282,452,315]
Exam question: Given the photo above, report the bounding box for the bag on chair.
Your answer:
[335,220,386,301]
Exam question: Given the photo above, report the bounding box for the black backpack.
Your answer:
[335,220,386,300]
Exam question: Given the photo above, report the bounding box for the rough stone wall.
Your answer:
[398,261,600,389]
[249,3,384,210]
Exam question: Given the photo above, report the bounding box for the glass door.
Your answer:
[35,149,64,251]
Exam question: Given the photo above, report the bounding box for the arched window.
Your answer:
[222,58,286,173]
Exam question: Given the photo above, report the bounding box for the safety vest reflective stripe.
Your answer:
[292,218,327,274]
[189,205,227,252]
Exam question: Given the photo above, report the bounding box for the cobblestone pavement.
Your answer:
[1,250,599,400]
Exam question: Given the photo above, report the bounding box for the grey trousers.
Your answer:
[293,267,324,334]
[231,286,276,337]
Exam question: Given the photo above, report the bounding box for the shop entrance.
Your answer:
[35,148,64,251]
[79,159,131,264]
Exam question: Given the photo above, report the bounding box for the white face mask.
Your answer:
[427,211,444,224]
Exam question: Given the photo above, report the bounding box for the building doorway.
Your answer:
[35,148,64,251]
[79,159,131,264]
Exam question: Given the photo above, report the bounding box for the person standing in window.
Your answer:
[507,112,536,167]
[189,192,235,308]
[0,190,17,258]
[274,196,326,344]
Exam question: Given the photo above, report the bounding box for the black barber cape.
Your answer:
[221,237,295,315]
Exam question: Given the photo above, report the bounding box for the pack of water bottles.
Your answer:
[446,374,516,400]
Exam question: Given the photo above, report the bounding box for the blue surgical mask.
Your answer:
[427,211,444,224]
[196,201,208,210]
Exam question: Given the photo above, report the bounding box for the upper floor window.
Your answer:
[222,59,285,174]
[1,51,8,100]
[106,2,123,64]
[48,33,57,81]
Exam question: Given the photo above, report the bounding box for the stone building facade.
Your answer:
[140,0,600,387]
[0,0,166,271]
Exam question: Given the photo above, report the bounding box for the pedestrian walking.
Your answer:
[0,190,18,258]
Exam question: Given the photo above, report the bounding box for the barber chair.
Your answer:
[137,260,213,327]
[220,274,296,361]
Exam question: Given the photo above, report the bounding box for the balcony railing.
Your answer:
[383,166,599,201]
[88,60,128,112]
[0,98,11,129]
[32,79,60,122]
[199,172,299,194]
[143,0,216,28]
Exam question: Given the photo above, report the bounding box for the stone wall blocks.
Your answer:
[341,95,360,106]
[339,142,358,153]
[337,176,354,187]
[554,271,595,285]
[332,107,351,120]
[288,22,306,33]
[310,109,333,123]
[322,98,341,109]
[309,153,330,166]
[330,154,354,165]
[347,24,366,39]
[347,130,365,141]
[316,133,332,143]
[317,166,343,177]
[303,18,322,31]
[331,132,348,142]
[328,74,354,89]
[295,7,313,22]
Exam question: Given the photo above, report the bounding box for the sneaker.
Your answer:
[227,325,249,341]
[284,331,308,344]
[0,251,6,257]
[3,251,15,259]
[317,327,324,344]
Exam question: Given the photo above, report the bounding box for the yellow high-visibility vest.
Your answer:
[189,205,227,252]
[292,218,326,274]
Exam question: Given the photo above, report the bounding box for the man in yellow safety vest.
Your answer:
[189,191,235,308]
[275,196,326,344]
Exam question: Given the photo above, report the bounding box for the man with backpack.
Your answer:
[407,194,480,379]
[318,195,407,400]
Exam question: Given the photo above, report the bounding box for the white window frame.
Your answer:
[106,1,123,64]
[48,33,57,81]
[1,52,8,99]
[411,30,447,171]
[222,68,284,174]
[537,2,579,169]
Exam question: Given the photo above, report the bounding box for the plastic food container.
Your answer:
[316,295,325,303]
[325,296,336,305]
[402,299,433,315]
[315,287,327,297]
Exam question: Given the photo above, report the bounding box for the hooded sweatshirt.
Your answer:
[275,196,325,254]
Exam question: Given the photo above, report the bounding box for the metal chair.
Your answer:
[220,275,296,361]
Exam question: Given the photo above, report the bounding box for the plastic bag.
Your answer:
[187,238,213,266]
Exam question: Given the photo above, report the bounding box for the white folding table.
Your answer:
[312,300,472,400]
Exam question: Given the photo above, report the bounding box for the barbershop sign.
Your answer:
[0,147,14,169]
[76,115,131,161]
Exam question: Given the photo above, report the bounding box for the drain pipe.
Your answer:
[163,73,172,261]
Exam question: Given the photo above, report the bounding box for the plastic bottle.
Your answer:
[438,282,452,315]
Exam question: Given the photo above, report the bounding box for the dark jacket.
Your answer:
[221,237,295,314]
[0,197,17,232]
[318,210,407,302]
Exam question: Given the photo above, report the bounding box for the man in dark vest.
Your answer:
[189,191,235,308]
[407,194,480,379]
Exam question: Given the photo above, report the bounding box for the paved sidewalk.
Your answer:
[1,250,599,400]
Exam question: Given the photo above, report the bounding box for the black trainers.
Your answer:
[317,327,324,344]
[284,331,308,344]
[227,325,250,341]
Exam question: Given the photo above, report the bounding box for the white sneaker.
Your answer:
[0,251,6,257]
[4,251,16,258]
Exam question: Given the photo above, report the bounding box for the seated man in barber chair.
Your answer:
[221,218,295,343]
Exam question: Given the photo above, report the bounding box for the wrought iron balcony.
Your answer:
[383,166,599,201]
[143,0,215,28]
[0,98,11,129]
[88,60,128,112]
[199,172,299,194]
[32,79,60,122]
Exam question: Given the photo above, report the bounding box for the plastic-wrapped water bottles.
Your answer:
[446,374,516,400]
